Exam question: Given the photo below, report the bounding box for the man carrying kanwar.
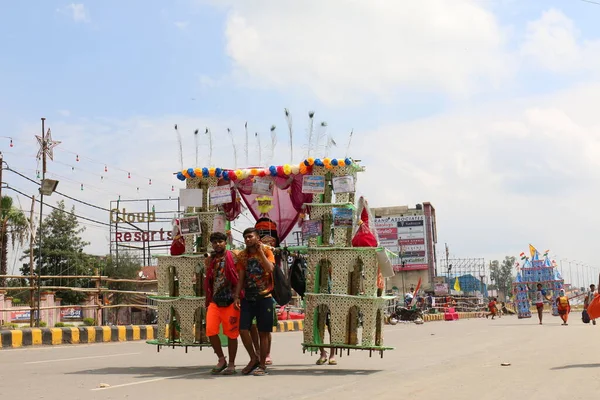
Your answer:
[204,232,240,375]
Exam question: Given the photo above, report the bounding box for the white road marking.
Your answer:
[24,352,141,365]
[90,371,205,391]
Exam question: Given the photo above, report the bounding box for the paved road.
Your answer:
[2,315,599,399]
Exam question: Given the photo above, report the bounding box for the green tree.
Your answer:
[0,195,29,287]
[489,256,516,299]
[21,200,91,304]
[101,253,143,324]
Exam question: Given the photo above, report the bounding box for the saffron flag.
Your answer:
[453,277,461,292]
[529,244,538,259]
[409,277,423,307]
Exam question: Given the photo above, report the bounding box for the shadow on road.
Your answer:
[65,365,381,379]
[552,364,600,370]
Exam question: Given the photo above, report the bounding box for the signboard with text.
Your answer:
[375,215,429,271]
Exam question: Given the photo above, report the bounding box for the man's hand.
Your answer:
[233,295,240,310]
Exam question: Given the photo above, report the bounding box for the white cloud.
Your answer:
[58,110,71,117]
[214,0,514,105]
[174,21,189,30]
[520,8,600,73]
[58,3,90,23]
[351,80,600,265]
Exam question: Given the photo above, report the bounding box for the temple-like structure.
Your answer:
[513,247,563,319]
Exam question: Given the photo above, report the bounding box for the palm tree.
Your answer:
[0,195,29,287]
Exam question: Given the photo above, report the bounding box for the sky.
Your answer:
[1,0,600,284]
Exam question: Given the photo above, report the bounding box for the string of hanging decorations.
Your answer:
[175,157,354,181]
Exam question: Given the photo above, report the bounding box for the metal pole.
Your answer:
[36,117,46,327]
[29,195,35,327]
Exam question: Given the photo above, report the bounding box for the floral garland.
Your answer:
[175,157,354,181]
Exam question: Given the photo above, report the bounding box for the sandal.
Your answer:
[316,356,328,365]
[211,363,227,375]
[242,360,260,375]
[253,366,269,376]
[222,366,237,375]
[328,359,337,365]
[265,357,273,366]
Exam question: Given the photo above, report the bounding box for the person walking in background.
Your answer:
[584,284,597,325]
[533,283,550,325]
[556,289,571,326]
[486,298,498,320]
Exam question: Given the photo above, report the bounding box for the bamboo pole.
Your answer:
[0,274,106,279]
[1,275,156,283]
[0,286,157,295]
[1,304,157,312]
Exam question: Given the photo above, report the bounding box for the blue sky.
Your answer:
[2,0,600,284]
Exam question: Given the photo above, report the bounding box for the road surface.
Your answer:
[1,315,598,399]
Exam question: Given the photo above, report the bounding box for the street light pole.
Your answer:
[36,117,46,327]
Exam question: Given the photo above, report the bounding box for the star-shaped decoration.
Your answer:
[36,128,61,161]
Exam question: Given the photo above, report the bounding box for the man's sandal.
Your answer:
[253,366,269,376]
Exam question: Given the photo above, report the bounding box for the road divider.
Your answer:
[1,320,305,349]
[0,325,156,349]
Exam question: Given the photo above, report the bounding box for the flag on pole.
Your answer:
[529,244,539,259]
[454,277,461,292]
[520,252,527,261]
[409,277,423,307]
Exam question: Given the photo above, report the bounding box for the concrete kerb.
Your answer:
[0,320,305,349]
[423,312,487,322]
[0,325,156,349]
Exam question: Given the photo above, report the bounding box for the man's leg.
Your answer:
[254,297,274,374]
[250,323,260,353]
[206,303,226,373]
[209,335,227,369]
[222,303,240,373]
[239,299,259,374]
[537,305,543,324]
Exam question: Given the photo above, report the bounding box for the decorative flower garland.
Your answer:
[175,157,354,181]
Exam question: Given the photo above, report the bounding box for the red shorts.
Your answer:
[536,303,544,309]
[206,302,240,339]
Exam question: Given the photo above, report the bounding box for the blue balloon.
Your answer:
[315,159,323,166]
[269,166,277,176]
[202,167,209,178]
[187,168,196,178]
[344,158,352,166]
[222,171,230,181]
[331,158,339,166]
[176,172,186,181]
[215,168,222,178]
[304,159,310,166]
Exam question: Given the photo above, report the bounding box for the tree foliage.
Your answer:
[489,256,515,297]
[101,252,143,324]
[21,200,90,304]
[0,195,29,287]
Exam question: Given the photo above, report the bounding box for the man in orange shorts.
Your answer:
[205,232,240,375]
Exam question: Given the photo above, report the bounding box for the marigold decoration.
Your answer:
[174,157,354,181]
[256,195,274,215]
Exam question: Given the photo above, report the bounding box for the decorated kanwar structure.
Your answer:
[147,111,395,358]
[513,245,564,319]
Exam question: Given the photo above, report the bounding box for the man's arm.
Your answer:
[234,268,246,308]
[257,246,274,273]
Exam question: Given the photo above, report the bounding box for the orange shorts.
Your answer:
[206,302,240,339]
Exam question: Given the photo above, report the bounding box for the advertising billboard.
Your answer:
[375,215,429,271]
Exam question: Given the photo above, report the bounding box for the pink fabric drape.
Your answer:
[236,174,312,242]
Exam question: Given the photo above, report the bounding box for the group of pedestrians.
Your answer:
[532,282,597,326]
[204,227,276,376]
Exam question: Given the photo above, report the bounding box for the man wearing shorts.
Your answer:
[534,283,550,325]
[204,232,240,375]
[234,227,275,376]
